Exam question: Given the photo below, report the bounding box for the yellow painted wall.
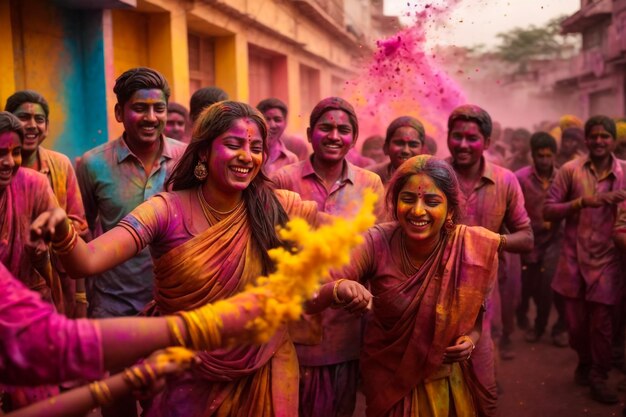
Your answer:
[0,2,16,107]
[5,0,69,148]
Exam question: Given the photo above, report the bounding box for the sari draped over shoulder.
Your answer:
[134,189,316,417]
[359,224,499,417]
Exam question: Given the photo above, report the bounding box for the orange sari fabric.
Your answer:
[124,189,316,417]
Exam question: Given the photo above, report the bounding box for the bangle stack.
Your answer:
[332,279,347,305]
[88,380,113,406]
[74,292,88,305]
[166,316,187,347]
[51,222,78,255]
[123,363,157,391]
[497,234,507,254]
[572,197,584,210]
[177,304,223,351]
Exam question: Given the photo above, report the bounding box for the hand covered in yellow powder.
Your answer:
[123,347,198,399]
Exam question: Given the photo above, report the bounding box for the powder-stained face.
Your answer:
[386,126,423,169]
[0,131,22,191]
[308,110,355,163]
[263,108,287,144]
[561,132,583,157]
[165,112,187,141]
[397,173,449,245]
[447,120,489,169]
[205,117,263,194]
[586,125,616,160]
[115,89,167,148]
[13,102,48,153]
[532,147,555,174]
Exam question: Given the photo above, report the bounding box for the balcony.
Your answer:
[562,0,612,34]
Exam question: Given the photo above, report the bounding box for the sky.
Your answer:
[384,0,580,48]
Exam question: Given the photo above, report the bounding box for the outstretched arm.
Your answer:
[31,208,138,277]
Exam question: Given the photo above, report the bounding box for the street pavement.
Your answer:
[498,329,624,417]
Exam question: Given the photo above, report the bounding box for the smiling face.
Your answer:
[115,89,167,148]
[386,126,423,169]
[165,112,186,141]
[13,102,48,154]
[0,131,22,192]
[205,117,263,196]
[447,120,489,169]
[308,109,355,163]
[585,124,616,160]
[263,108,287,144]
[396,173,449,246]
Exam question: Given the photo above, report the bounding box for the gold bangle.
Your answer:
[122,367,143,389]
[52,226,78,255]
[572,197,584,210]
[74,292,88,304]
[498,234,507,254]
[459,335,475,351]
[131,366,148,386]
[166,317,187,347]
[332,279,347,305]
[51,219,74,244]
[88,380,113,406]
[143,363,157,384]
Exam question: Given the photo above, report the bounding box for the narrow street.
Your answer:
[498,330,624,417]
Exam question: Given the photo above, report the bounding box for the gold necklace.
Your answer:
[197,187,241,223]
[401,232,420,274]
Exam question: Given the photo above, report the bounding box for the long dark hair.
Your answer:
[386,155,462,224]
[167,101,289,273]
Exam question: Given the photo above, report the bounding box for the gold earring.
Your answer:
[194,161,208,181]
[445,218,455,231]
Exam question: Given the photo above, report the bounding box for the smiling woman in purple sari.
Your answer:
[311,155,500,417]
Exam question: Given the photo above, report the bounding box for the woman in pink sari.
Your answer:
[32,101,365,417]
[311,155,501,417]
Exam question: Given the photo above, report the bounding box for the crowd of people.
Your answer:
[0,65,625,417]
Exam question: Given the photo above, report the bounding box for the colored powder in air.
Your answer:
[344,1,467,149]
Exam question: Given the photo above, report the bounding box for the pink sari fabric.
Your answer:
[0,168,58,302]
[120,189,317,417]
[339,223,499,417]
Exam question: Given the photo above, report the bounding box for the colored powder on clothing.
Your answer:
[344,1,466,146]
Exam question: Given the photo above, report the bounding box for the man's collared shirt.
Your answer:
[271,156,385,219]
[76,135,186,317]
[546,155,626,304]
[515,165,561,263]
[448,157,531,234]
[264,140,299,176]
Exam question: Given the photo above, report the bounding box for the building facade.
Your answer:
[0,0,397,158]
[557,0,626,119]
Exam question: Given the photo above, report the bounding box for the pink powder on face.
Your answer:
[343,2,467,153]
